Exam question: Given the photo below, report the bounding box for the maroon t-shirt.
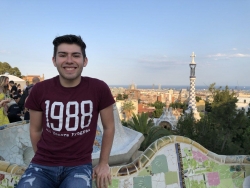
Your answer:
[25,76,115,166]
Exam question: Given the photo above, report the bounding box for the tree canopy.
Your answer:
[0,62,22,78]
[124,112,171,151]
[175,83,250,155]
[149,101,165,118]
[116,94,128,100]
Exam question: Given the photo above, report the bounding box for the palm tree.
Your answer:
[128,112,171,151]
[121,100,135,120]
[129,112,154,135]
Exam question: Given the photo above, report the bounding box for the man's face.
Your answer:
[52,43,88,86]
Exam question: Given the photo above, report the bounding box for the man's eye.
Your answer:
[73,55,80,58]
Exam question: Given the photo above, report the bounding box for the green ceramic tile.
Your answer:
[164,171,178,185]
[108,179,119,188]
[151,155,168,174]
[213,165,232,179]
[139,166,152,176]
[215,178,234,188]
[133,176,152,188]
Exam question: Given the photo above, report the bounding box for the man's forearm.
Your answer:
[99,126,115,164]
[30,131,42,153]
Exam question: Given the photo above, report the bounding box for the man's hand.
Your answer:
[92,163,111,188]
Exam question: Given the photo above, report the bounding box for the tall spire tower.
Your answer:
[186,52,200,120]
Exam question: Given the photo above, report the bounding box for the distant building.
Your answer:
[138,104,155,117]
[157,95,162,102]
[129,83,136,90]
[22,74,45,83]
[185,52,201,120]
[110,87,125,97]
[155,107,181,130]
[236,96,250,113]
[158,84,161,90]
[125,89,141,100]
[196,100,205,112]
[178,89,188,103]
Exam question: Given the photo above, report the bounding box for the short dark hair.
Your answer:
[9,80,14,84]
[52,34,87,58]
[13,94,21,99]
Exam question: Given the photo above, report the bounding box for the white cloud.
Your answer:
[232,48,237,51]
[208,53,250,58]
[230,53,250,57]
[207,53,227,57]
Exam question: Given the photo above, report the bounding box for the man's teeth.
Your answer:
[65,68,75,70]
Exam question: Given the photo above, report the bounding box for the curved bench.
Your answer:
[1,135,250,187]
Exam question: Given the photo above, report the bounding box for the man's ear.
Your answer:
[52,57,56,67]
[83,57,88,67]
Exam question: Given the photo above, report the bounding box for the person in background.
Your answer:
[0,76,11,127]
[9,80,17,97]
[17,83,21,90]
[17,34,115,188]
[18,77,40,112]
[17,89,22,95]
[7,95,22,123]
[22,77,40,120]
[23,81,29,91]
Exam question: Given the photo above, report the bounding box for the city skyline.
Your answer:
[0,1,249,86]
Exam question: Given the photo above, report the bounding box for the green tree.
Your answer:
[123,94,128,99]
[129,112,154,135]
[150,101,165,109]
[128,112,171,151]
[175,83,250,155]
[0,62,22,78]
[141,126,171,151]
[195,96,201,102]
[153,109,163,118]
[205,101,212,112]
[9,67,22,77]
[121,100,135,120]
[169,102,188,113]
[116,94,123,100]
[208,83,239,153]
[149,101,165,118]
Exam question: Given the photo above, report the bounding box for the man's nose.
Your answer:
[66,55,73,63]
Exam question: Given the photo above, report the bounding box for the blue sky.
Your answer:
[0,1,249,87]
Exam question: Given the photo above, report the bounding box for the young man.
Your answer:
[7,95,22,123]
[9,80,17,97]
[17,35,115,188]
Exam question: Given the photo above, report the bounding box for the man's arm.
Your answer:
[29,109,43,152]
[93,104,115,188]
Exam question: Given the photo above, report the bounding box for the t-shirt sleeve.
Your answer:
[98,80,115,111]
[25,84,43,111]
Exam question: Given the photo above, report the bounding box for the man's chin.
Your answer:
[59,74,81,81]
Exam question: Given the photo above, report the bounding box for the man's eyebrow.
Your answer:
[57,52,82,54]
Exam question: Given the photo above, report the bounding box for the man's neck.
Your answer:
[59,76,81,88]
